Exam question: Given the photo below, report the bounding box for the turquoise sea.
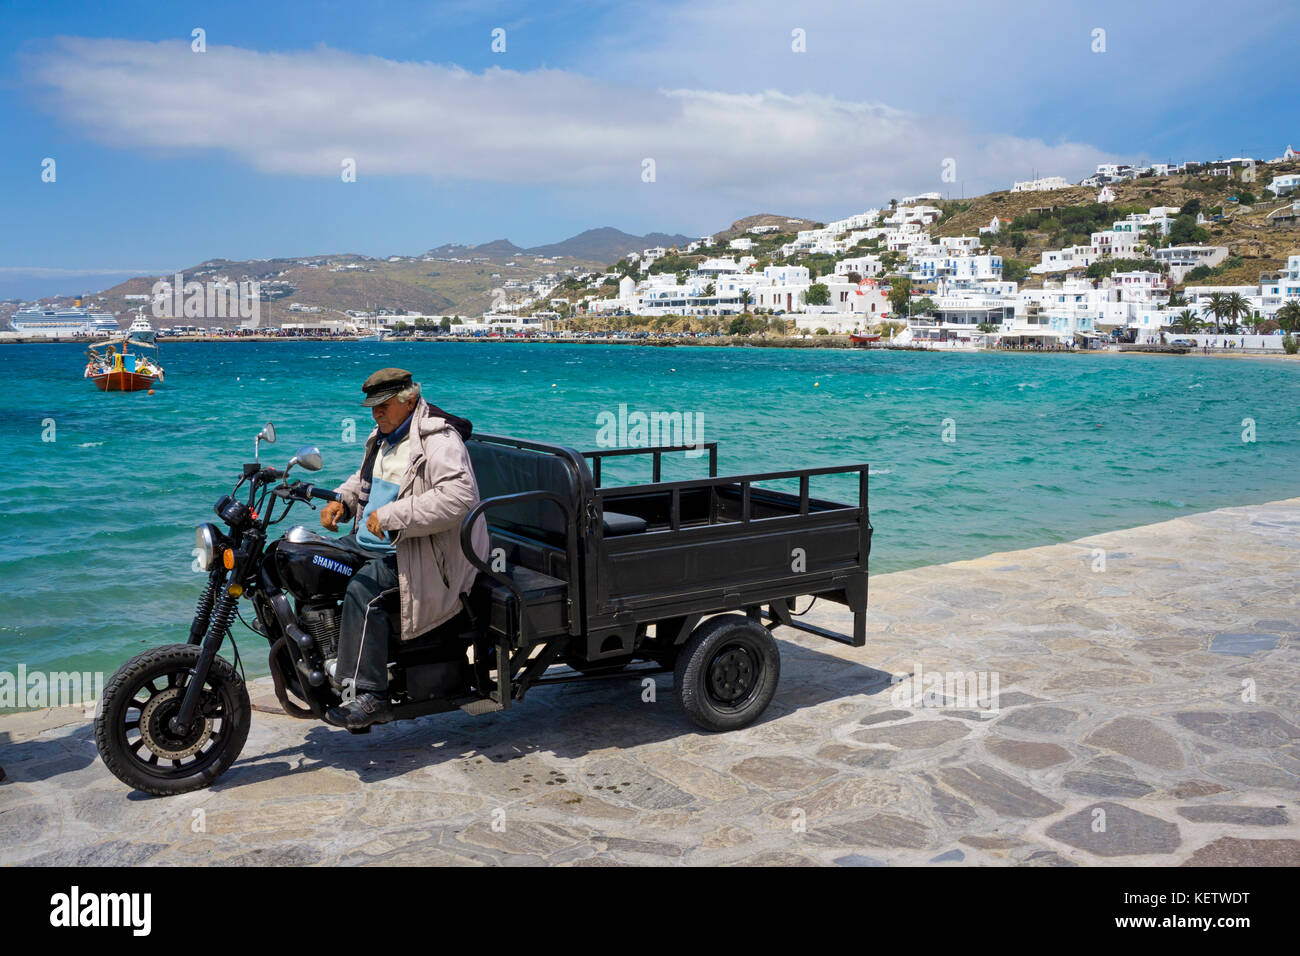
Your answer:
[3,341,1298,679]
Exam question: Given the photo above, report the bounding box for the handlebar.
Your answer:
[271,480,340,503]
[304,484,341,503]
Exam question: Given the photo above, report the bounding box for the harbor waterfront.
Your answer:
[2,340,1298,682]
[3,497,1297,866]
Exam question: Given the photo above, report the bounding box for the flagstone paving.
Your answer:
[3,498,1299,866]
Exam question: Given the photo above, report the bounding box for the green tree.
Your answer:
[1169,215,1210,245]
[1002,259,1031,283]
[1224,292,1250,331]
[728,314,764,335]
[1277,301,1300,333]
[1010,231,1028,253]
[1203,292,1229,332]
[914,297,936,316]
[888,278,911,317]
[806,282,830,306]
[740,289,753,315]
[1171,309,1200,332]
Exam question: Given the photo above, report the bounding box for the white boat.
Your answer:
[127,312,156,342]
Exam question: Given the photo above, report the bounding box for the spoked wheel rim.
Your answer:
[118,669,233,780]
[705,640,762,712]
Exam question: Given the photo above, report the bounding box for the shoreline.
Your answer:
[1,334,1296,360]
[3,496,1299,866]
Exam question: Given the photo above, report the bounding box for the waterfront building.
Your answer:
[1260,256,1300,314]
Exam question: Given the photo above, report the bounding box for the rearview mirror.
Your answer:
[254,422,277,462]
[288,446,323,472]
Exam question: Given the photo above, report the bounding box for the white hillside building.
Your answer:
[1012,176,1070,192]
[1153,245,1229,282]
[1267,174,1300,196]
[834,255,883,278]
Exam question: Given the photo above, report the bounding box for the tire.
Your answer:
[673,614,780,732]
[94,644,251,796]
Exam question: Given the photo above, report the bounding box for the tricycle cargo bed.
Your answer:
[460,434,871,655]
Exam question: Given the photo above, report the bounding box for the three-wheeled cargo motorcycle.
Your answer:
[95,423,871,794]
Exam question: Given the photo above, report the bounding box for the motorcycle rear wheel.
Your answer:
[95,644,250,795]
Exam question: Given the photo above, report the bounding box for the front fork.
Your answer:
[187,572,222,644]
[172,574,238,734]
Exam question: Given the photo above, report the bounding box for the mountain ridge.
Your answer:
[425,226,694,263]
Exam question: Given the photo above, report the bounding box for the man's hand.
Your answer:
[320,500,345,532]
[366,510,385,539]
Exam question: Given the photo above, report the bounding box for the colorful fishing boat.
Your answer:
[84,335,164,392]
[849,332,882,346]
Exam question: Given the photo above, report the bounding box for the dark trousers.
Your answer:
[336,551,399,694]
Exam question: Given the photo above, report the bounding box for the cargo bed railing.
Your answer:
[583,442,718,487]
[596,461,869,532]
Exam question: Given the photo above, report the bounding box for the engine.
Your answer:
[299,603,341,661]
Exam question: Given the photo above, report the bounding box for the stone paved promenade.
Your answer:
[3,499,1299,866]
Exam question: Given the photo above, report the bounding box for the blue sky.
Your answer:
[2,0,1296,298]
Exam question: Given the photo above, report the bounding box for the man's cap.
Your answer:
[361,367,413,406]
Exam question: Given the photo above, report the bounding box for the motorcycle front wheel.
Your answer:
[95,643,251,795]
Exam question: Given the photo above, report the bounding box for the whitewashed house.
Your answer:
[834,255,883,278]
[1032,245,1097,274]
[1011,176,1071,192]
[1267,174,1300,196]
[1153,245,1229,282]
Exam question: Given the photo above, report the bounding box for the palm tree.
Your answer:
[1203,292,1229,332]
[740,289,752,316]
[1276,301,1300,333]
[1224,292,1251,332]
[1172,308,1199,333]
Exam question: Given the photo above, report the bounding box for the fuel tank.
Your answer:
[272,526,372,602]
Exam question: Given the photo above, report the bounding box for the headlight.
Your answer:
[195,524,221,571]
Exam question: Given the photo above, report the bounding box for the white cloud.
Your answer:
[26,37,1119,214]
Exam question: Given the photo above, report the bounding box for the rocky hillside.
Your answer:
[933,162,1300,288]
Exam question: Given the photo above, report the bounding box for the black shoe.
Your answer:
[326,692,393,729]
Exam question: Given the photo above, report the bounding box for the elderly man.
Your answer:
[319,367,489,729]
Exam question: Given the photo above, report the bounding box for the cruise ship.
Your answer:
[8,306,121,337]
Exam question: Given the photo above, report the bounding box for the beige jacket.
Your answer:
[334,399,490,642]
